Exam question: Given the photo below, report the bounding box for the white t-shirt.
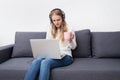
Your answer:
[46,27,77,58]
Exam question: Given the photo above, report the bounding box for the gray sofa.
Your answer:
[0,29,120,80]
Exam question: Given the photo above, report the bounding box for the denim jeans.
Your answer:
[24,55,73,80]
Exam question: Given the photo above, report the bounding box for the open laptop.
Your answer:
[30,39,62,59]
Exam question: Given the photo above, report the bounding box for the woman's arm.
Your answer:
[68,31,77,50]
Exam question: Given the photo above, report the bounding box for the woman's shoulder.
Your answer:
[46,26,52,39]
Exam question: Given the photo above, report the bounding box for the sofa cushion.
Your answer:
[1,58,120,80]
[51,58,120,80]
[92,32,120,58]
[72,29,91,58]
[0,58,33,80]
[12,32,46,58]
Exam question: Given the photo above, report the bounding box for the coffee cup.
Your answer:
[64,32,72,41]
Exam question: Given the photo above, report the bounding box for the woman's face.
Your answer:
[51,14,62,28]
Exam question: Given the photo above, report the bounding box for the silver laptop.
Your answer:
[30,39,62,59]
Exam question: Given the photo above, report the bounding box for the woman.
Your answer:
[24,8,77,80]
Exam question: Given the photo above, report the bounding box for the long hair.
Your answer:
[49,8,68,43]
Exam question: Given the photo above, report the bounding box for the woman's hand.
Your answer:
[64,32,74,42]
[69,32,74,42]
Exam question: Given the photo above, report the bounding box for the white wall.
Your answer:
[0,0,120,46]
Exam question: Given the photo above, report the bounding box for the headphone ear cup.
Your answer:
[49,15,52,23]
[62,14,65,21]
[50,18,52,23]
[61,10,65,22]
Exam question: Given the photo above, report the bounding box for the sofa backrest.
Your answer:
[12,32,46,58]
[12,30,120,58]
[91,31,120,58]
[72,29,91,58]
[12,29,92,58]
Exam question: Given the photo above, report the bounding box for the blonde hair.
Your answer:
[49,8,68,43]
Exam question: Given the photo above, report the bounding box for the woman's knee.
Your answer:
[32,57,44,64]
[41,58,53,67]
[63,55,73,65]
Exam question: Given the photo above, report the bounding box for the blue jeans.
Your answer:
[24,55,73,80]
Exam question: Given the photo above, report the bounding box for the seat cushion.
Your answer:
[0,58,33,80]
[0,58,120,80]
[92,32,120,58]
[51,58,120,80]
[72,29,91,58]
[12,32,46,58]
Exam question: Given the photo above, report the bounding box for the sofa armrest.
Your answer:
[0,44,14,64]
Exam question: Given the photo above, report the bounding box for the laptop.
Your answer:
[30,39,62,59]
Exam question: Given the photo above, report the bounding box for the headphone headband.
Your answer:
[49,8,65,23]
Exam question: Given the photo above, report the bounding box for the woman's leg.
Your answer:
[24,57,44,80]
[39,55,73,80]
